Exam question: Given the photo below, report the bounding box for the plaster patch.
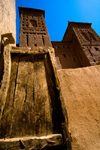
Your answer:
[0,2,3,23]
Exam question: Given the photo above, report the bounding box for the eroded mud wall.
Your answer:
[58,65,100,150]
[0,0,16,51]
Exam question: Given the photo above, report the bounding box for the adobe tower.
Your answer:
[52,22,100,69]
[19,7,52,48]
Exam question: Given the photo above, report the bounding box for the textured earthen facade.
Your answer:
[0,3,100,150]
[19,7,52,48]
[18,8,100,70]
[58,66,100,150]
[52,22,100,69]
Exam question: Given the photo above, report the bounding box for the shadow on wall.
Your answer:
[0,44,4,88]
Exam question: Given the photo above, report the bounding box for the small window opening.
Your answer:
[58,56,62,65]
[63,54,66,58]
[78,52,82,60]
[30,19,37,27]
[80,65,83,68]
[88,49,93,56]
[42,36,45,46]
[95,47,98,51]
[26,35,28,46]
[72,55,76,62]
[34,44,37,47]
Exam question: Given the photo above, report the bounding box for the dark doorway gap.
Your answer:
[26,35,28,46]
[42,36,45,46]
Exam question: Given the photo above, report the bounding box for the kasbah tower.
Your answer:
[0,0,100,150]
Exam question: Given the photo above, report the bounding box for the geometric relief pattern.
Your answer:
[81,31,97,42]
[73,24,100,46]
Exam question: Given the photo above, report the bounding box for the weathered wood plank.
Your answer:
[10,55,35,137]
[3,55,19,114]
[11,55,33,137]
[0,55,19,138]
[23,55,35,136]
[0,134,63,150]
[34,55,52,136]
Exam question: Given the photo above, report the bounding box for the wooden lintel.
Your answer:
[11,47,48,55]
[0,134,63,149]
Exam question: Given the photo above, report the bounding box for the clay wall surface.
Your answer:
[82,45,100,65]
[19,8,52,48]
[52,23,100,69]
[0,0,16,51]
[72,23,100,65]
[58,65,100,150]
[71,35,91,67]
[52,42,82,69]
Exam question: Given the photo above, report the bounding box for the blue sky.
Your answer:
[16,0,100,44]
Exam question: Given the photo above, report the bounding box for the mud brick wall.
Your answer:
[52,22,100,69]
[58,65,100,150]
[19,7,52,48]
[52,42,82,69]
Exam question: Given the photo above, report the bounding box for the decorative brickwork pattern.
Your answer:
[52,22,100,69]
[19,7,52,48]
